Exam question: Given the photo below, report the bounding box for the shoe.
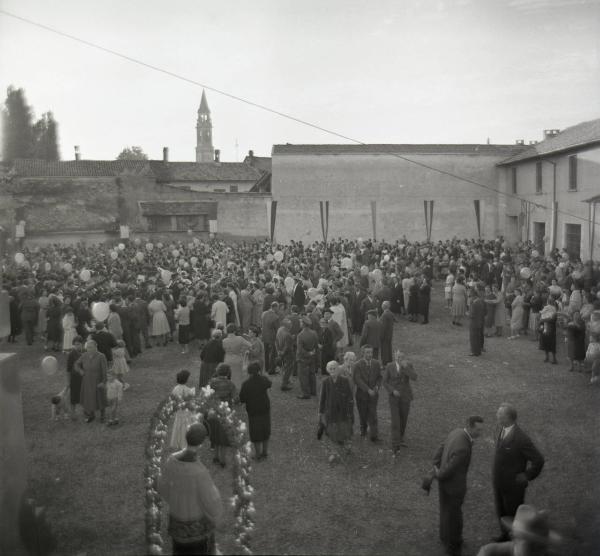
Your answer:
[296,395,310,400]
[281,386,292,391]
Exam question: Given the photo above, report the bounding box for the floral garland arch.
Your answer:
[144,386,256,555]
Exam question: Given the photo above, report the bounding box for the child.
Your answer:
[208,363,237,467]
[111,340,131,391]
[105,371,123,426]
[170,370,196,450]
[175,300,191,354]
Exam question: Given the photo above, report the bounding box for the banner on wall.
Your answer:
[423,200,434,241]
[319,201,330,244]
[473,200,481,239]
[370,201,377,241]
[209,219,218,233]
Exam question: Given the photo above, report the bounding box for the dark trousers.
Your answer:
[469,326,484,355]
[355,391,379,439]
[264,342,276,374]
[280,352,294,387]
[389,395,410,448]
[381,340,393,365]
[130,326,142,356]
[439,487,465,553]
[141,324,151,347]
[420,301,430,323]
[23,320,35,345]
[172,534,215,555]
[494,484,525,529]
[297,360,316,396]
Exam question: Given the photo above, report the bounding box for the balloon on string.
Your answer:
[172,249,180,258]
[179,258,185,267]
[41,356,58,376]
[360,265,369,276]
[341,257,353,270]
[133,238,141,246]
[44,262,52,272]
[266,253,274,262]
[205,258,213,268]
[308,287,319,299]
[284,276,295,293]
[531,250,539,259]
[118,243,125,251]
[156,242,163,249]
[14,252,25,264]
[110,251,118,260]
[274,251,284,262]
[383,254,390,262]
[193,238,200,245]
[63,262,73,273]
[161,269,172,283]
[146,242,154,251]
[184,262,190,269]
[136,252,144,262]
[520,267,531,280]
[190,256,198,266]
[79,269,91,282]
[92,302,110,322]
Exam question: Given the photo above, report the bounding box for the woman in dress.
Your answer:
[199,329,225,388]
[208,363,237,467]
[407,276,420,322]
[66,335,84,418]
[566,310,586,372]
[239,361,272,461]
[246,325,265,373]
[338,351,357,394]
[444,271,455,311]
[190,292,211,347]
[527,288,544,341]
[483,285,497,337]
[169,370,196,450]
[222,323,252,391]
[148,292,170,347]
[451,276,468,326]
[163,291,176,342]
[62,306,77,352]
[491,284,506,337]
[539,302,558,364]
[46,295,63,351]
[238,289,255,333]
[107,304,123,341]
[508,288,524,339]
[318,360,354,463]
[37,289,49,340]
[251,284,265,328]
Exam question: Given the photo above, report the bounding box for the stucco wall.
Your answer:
[271,152,505,244]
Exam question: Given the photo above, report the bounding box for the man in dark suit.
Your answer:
[360,310,382,360]
[291,277,306,312]
[379,301,395,365]
[492,403,545,541]
[383,349,417,453]
[296,317,319,399]
[352,344,382,441]
[91,322,117,364]
[132,293,151,349]
[469,288,486,356]
[261,301,281,375]
[428,416,484,556]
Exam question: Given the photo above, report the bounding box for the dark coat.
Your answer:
[382,361,416,401]
[190,299,211,340]
[352,358,382,394]
[433,428,474,497]
[291,282,306,309]
[390,283,404,313]
[360,319,381,351]
[91,330,117,363]
[470,297,486,329]
[239,374,272,416]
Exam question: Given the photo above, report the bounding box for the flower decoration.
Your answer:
[144,390,255,555]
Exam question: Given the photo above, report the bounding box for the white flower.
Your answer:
[238,422,247,432]
[201,385,215,397]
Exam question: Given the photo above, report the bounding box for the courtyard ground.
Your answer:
[2,288,599,555]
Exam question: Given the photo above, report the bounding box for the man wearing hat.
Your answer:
[476,504,562,556]
[296,316,319,399]
[159,423,223,555]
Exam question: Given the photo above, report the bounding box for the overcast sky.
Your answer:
[0,0,599,162]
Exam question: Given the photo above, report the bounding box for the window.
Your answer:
[511,167,517,194]
[568,155,577,190]
[229,185,238,193]
[535,162,542,193]
[175,215,208,232]
[147,215,172,232]
[565,223,581,258]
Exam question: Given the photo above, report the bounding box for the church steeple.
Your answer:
[195,90,214,162]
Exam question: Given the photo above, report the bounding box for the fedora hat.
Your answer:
[501,505,562,547]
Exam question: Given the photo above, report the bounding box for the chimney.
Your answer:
[74,145,81,161]
[214,149,220,163]
[248,149,254,159]
[543,129,560,140]
[163,147,169,163]
[515,139,525,146]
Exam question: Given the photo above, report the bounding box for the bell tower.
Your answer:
[195,90,214,162]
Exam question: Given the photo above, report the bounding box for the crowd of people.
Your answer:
[2,234,599,555]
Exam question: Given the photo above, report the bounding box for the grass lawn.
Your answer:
[2,287,599,556]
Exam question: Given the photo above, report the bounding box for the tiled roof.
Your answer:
[243,155,272,173]
[272,144,528,156]
[149,161,262,182]
[139,201,217,216]
[498,118,600,165]
[9,159,151,177]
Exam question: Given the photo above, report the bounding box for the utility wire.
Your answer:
[0,8,595,228]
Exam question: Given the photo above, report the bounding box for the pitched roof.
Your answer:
[149,161,262,182]
[199,90,210,114]
[243,155,272,173]
[8,159,151,177]
[498,118,600,165]
[139,200,217,216]
[272,144,527,156]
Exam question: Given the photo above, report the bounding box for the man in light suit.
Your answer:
[382,349,417,453]
[425,416,484,556]
[352,344,382,441]
[492,403,545,542]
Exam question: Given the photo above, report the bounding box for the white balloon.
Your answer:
[41,356,58,376]
[14,252,25,264]
[92,302,110,322]
[63,262,73,273]
[118,243,125,251]
[161,269,172,283]
[110,251,118,260]
[172,249,180,258]
[136,252,144,262]
[274,250,284,262]
[79,269,91,282]
[146,243,154,252]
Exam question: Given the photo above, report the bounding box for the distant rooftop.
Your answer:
[272,144,528,156]
[498,118,600,165]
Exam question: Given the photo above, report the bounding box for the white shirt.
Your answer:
[501,424,515,440]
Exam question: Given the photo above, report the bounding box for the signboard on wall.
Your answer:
[209,220,217,233]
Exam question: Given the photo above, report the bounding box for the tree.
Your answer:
[116,146,148,160]
[32,112,60,161]
[2,86,34,161]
